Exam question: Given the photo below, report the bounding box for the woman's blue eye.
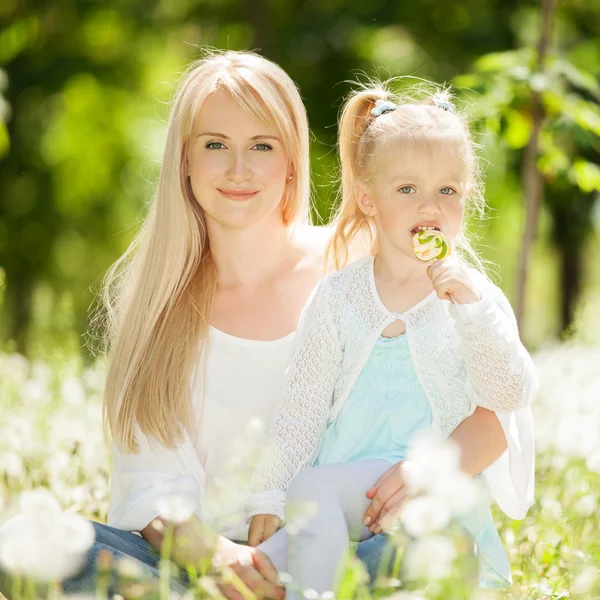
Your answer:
[206,142,226,150]
[440,187,456,195]
[399,185,416,194]
[253,143,273,151]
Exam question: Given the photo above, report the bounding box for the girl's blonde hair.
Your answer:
[102,51,311,453]
[327,80,486,272]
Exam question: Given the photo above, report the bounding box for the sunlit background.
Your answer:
[0,0,599,597]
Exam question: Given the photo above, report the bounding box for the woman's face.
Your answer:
[187,89,291,231]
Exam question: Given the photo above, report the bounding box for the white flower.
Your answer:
[573,566,598,594]
[403,535,456,580]
[117,557,144,579]
[586,450,600,474]
[20,488,63,528]
[0,496,95,582]
[156,495,195,523]
[428,471,478,517]
[23,379,48,403]
[401,496,451,538]
[0,451,25,479]
[61,376,86,405]
[556,414,598,457]
[404,432,461,494]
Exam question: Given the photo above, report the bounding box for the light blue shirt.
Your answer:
[315,334,512,588]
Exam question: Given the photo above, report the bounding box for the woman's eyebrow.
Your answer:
[197,132,280,141]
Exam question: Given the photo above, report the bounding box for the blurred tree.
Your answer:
[0,0,598,355]
[455,0,600,338]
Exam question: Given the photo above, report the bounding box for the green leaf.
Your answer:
[504,110,533,149]
[563,95,600,136]
[0,120,8,158]
[570,159,600,193]
[552,59,600,102]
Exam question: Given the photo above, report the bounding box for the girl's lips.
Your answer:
[217,189,259,201]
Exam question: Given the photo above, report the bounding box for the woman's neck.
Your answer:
[208,214,295,288]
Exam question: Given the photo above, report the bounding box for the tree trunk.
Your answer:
[515,0,557,331]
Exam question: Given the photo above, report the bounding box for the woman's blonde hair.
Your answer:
[327,80,486,272]
[102,51,311,453]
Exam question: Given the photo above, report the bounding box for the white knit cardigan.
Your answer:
[246,256,537,522]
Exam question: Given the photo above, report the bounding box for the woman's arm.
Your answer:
[141,516,285,600]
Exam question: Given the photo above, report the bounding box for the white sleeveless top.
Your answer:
[195,327,296,540]
[107,327,296,541]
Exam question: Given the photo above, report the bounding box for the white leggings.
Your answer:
[258,459,392,600]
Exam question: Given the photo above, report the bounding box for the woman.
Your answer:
[0,51,509,599]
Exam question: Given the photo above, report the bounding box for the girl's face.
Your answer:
[187,89,291,231]
[358,138,468,263]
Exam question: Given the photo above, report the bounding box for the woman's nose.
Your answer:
[226,152,252,183]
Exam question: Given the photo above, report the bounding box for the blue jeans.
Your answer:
[0,522,393,598]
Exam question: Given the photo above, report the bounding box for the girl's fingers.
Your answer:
[378,489,407,530]
[263,517,281,542]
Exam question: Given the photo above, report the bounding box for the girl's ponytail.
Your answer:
[328,88,388,270]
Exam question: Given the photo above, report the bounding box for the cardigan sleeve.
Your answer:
[482,406,535,519]
[107,427,206,532]
[245,280,343,522]
[448,274,538,413]
[448,271,536,519]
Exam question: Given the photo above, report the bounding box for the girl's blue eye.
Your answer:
[399,185,416,194]
[206,142,226,150]
[440,187,456,195]
[253,143,273,151]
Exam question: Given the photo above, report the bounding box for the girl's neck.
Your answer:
[374,243,430,288]
[208,212,295,288]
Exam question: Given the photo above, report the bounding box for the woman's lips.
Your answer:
[217,188,259,201]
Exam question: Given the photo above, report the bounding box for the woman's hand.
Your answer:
[248,514,282,547]
[214,537,285,600]
[363,461,411,534]
[427,259,481,305]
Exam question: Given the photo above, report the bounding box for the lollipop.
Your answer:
[413,229,456,303]
[412,229,451,263]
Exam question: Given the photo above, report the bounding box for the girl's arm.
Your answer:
[449,274,538,413]
[451,406,507,476]
[363,406,506,530]
[245,280,342,522]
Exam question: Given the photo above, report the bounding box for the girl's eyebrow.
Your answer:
[197,131,281,142]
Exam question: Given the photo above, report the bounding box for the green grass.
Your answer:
[0,343,599,599]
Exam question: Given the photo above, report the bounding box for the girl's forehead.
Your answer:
[373,137,469,182]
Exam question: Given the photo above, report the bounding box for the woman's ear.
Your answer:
[355,182,378,217]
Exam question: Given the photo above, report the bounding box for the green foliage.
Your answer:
[0,0,598,353]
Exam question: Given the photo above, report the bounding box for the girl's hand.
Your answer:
[363,461,411,534]
[248,514,282,547]
[427,259,481,305]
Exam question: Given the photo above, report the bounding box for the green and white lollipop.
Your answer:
[412,229,451,263]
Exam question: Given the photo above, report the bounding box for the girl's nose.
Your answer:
[418,193,441,215]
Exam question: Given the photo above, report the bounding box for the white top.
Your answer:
[246,256,537,522]
[107,327,296,541]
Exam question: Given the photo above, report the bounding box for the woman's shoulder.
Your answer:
[290,224,333,276]
[293,224,333,254]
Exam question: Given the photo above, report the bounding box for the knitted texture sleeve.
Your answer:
[245,280,342,521]
[448,273,538,412]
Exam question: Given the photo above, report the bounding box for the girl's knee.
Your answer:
[287,467,331,503]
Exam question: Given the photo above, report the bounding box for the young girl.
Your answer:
[246,84,537,596]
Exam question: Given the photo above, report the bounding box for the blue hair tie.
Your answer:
[371,99,397,117]
[432,99,455,113]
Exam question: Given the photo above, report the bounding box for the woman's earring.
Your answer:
[288,174,293,182]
